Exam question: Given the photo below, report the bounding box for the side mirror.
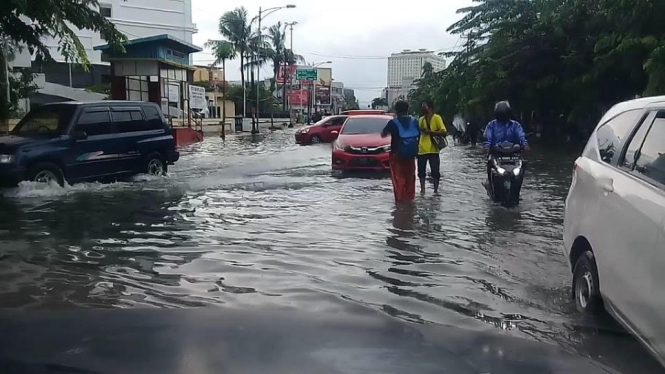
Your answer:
[71,131,88,141]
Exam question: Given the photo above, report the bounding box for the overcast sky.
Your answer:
[191,0,473,106]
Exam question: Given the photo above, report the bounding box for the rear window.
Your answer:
[11,105,77,136]
[341,117,389,134]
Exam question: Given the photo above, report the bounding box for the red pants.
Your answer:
[389,153,416,202]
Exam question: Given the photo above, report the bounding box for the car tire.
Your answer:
[573,251,603,315]
[310,135,322,144]
[144,152,167,176]
[28,163,65,187]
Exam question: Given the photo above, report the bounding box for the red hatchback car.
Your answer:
[295,115,347,145]
[331,115,393,171]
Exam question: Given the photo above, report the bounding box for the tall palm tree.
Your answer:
[265,22,304,109]
[204,40,236,127]
[218,7,251,116]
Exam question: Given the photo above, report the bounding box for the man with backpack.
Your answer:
[381,100,420,202]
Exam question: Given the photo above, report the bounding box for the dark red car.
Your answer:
[331,115,393,171]
[294,115,347,145]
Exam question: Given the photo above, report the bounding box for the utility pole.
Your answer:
[254,6,262,134]
[2,38,10,133]
[285,21,297,124]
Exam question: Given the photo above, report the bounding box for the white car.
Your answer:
[563,95,665,366]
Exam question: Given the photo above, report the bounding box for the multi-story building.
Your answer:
[33,0,197,89]
[387,49,446,88]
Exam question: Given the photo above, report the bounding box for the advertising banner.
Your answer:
[277,63,298,84]
[287,89,310,106]
[316,85,331,106]
[316,67,332,87]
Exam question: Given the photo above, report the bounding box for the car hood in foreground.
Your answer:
[0,306,622,374]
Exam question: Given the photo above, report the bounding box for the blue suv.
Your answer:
[0,101,179,187]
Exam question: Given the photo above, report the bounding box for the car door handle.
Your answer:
[599,178,614,193]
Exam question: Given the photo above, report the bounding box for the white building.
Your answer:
[387,49,446,88]
[42,0,198,64]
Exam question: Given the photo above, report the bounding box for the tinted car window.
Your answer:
[331,117,347,126]
[11,105,76,136]
[76,111,114,136]
[341,118,390,134]
[112,110,145,133]
[634,117,665,186]
[142,106,166,130]
[596,109,643,164]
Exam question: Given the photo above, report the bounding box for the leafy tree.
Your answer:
[0,0,126,65]
[204,40,236,125]
[371,97,388,109]
[410,0,665,139]
[217,7,252,114]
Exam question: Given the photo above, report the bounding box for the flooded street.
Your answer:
[0,130,662,373]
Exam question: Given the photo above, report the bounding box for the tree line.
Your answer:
[408,0,665,139]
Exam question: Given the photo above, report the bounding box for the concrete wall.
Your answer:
[41,0,197,64]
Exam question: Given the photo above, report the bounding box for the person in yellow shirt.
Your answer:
[418,100,448,195]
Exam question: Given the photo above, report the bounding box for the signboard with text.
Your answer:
[188,85,206,109]
[295,68,317,82]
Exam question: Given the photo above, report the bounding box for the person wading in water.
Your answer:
[381,100,420,202]
[418,100,448,195]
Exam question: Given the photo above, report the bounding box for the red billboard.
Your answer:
[277,63,297,84]
[287,89,310,106]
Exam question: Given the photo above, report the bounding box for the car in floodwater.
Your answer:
[563,95,665,367]
[295,115,348,145]
[0,101,179,187]
[331,115,393,172]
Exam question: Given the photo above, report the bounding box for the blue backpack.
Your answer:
[392,117,420,158]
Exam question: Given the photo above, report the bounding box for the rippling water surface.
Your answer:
[0,130,661,373]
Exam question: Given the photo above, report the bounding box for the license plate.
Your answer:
[356,157,371,164]
[504,180,512,190]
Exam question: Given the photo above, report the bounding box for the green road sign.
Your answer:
[296,68,317,81]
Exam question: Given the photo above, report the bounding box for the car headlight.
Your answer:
[301,128,310,134]
[381,145,391,153]
[496,167,506,175]
[513,167,521,176]
[0,155,15,164]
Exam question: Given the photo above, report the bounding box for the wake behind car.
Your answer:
[0,101,179,187]
[563,95,665,367]
[332,115,392,171]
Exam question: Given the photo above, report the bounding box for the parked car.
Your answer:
[331,115,392,171]
[0,101,179,187]
[563,95,665,366]
[341,110,387,116]
[295,115,347,145]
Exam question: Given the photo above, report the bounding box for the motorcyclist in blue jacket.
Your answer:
[483,101,531,183]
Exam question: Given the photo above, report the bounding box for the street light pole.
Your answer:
[284,21,297,124]
[252,4,295,134]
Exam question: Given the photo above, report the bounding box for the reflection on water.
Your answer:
[0,132,661,373]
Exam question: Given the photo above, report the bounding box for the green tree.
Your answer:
[410,0,665,139]
[0,0,126,65]
[204,40,236,125]
[371,97,388,109]
[0,43,38,128]
[217,7,252,114]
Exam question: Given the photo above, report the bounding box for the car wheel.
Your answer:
[144,153,167,176]
[573,251,603,314]
[310,135,322,144]
[29,163,65,187]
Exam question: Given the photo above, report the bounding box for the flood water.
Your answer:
[0,130,662,373]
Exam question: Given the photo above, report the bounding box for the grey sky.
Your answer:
[191,0,473,106]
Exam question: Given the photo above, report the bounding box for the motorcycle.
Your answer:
[485,141,525,207]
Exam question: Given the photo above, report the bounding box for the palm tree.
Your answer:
[218,7,252,116]
[265,22,304,109]
[204,40,236,127]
